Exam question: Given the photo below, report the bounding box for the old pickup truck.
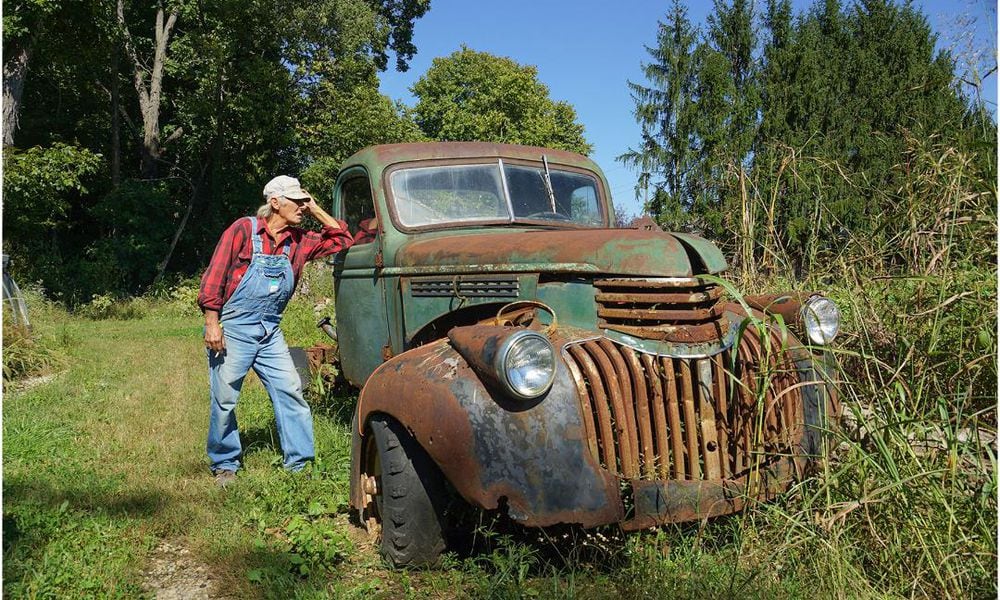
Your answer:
[325,142,839,566]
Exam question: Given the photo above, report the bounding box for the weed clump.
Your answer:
[2,324,58,384]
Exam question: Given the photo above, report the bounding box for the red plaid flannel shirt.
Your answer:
[198,217,353,312]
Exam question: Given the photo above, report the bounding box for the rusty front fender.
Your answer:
[350,333,623,528]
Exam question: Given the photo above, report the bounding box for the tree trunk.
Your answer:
[111,53,121,186]
[153,161,208,286]
[155,59,224,285]
[117,1,177,178]
[3,42,32,148]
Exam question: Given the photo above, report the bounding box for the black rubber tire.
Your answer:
[368,415,448,567]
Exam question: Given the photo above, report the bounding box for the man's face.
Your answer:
[271,196,308,225]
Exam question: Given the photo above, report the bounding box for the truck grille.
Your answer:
[594,277,727,342]
[562,328,803,481]
[409,275,519,298]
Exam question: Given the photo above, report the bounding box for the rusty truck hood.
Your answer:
[393,229,726,277]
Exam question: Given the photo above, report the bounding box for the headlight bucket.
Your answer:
[801,296,841,345]
[494,330,556,399]
[448,325,558,402]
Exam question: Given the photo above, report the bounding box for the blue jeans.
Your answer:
[207,322,314,472]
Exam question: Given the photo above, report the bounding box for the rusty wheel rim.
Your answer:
[360,433,383,540]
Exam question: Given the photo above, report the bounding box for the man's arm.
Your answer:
[300,197,355,261]
[199,219,247,355]
[303,197,342,229]
[198,219,246,313]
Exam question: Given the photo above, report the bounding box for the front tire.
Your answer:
[364,415,448,567]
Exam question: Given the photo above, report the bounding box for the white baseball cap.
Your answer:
[263,175,311,200]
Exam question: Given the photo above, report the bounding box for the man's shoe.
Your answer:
[213,469,237,488]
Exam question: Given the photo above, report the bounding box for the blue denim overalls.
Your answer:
[207,217,314,472]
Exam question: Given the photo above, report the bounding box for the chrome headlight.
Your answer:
[801,296,840,345]
[495,331,556,399]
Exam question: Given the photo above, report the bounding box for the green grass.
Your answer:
[4,239,996,598]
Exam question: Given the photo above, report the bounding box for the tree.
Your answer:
[116,1,177,178]
[411,47,592,154]
[617,0,700,224]
[2,0,99,148]
[623,0,990,275]
[701,0,759,240]
[1,1,38,148]
[150,0,430,281]
[298,71,426,194]
[4,0,431,300]
[752,0,977,268]
[2,144,104,298]
[617,0,759,240]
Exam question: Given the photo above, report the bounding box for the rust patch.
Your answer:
[743,292,820,325]
[678,359,700,479]
[622,457,797,530]
[354,319,833,532]
[305,343,338,374]
[594,278,729,343]
[569,345,617,472]
[357,332,623,529]
[621,347,655,479]
[396,229,693,277]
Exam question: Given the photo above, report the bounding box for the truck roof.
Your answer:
[340,142,602,173]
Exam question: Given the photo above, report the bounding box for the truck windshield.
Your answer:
[389,161,605,228]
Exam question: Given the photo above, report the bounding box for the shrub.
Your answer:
[2,324,57,384]
[76,294,147,321]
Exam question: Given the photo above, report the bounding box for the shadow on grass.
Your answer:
[2,474,172,578]
[3,474,171,520]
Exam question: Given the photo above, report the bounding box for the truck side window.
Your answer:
[342,176,377,244]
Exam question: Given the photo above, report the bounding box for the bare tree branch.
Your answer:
[116,1,179,177]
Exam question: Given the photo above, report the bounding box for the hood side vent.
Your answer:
[410,275,520,298]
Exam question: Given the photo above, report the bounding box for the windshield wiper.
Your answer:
[541,154,557,213]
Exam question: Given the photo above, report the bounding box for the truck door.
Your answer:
[331,168,391,387]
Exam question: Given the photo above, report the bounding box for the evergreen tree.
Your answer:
[617,0,699,226]
[696,0,760,241]
[624,0,993,275]
[754,0,978,269]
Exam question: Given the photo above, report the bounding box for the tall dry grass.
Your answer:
[719,134,997,597]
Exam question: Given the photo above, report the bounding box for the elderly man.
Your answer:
[198,175,354,487]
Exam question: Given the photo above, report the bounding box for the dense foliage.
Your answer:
[621,7,996,595]
[1,0,434,303]
[621,0,996,275]
[3,3,995,597]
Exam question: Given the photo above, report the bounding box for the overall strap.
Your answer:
[248,216,263,254]
[281,237,292,257]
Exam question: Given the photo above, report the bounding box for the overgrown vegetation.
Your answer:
[2,290,67,385]
[621,0,996,275]
[614,5,998,592]
[4,233,995,598]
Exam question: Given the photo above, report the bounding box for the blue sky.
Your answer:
[378,0,997,217]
